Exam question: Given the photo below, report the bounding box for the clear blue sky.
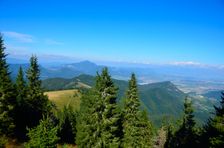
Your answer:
[0,0,224,65]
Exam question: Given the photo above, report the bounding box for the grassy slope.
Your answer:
[45,89,81,111]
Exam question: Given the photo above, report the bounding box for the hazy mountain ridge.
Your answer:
[9,58,224,81]
[9,60,224,94]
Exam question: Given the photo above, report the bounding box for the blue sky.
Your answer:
[0,0,224,65]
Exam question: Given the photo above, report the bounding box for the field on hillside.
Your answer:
[45,89,81,110]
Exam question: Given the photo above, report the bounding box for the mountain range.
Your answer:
[9,60,224,93]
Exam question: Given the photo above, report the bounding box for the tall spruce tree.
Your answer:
[14,66,28,139]
[0,34,16,136]
[76,68,121,147]
[171,97,198,148]
[202,92,224,148]
[26,55,52,128]
[95,68,121,147]
[122,73,152,147]
[15,67,26,103]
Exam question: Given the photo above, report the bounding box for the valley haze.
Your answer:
[9,57,224,95]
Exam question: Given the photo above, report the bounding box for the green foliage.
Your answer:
[0,34,16,136]
[76,68,121,147]
[58,105,76,144]
[25,116,59,148]
[123,74,152,147]
[95,68,121,147]
[26,55,53,128]
[164,125,174,148]
[182,97,196,133]
[76,90,98,147]
[167,97,198,148]
[14,66,28,139]
[202,92,224,148]
[0,135,8,147]
[138,110,153,146]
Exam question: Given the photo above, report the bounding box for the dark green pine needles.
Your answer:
[0,34,16,136]
[14,66,28,139]
[15,67,27,104]
[25,56,53,128]
[168,97,198,148]
[202,92,224,148]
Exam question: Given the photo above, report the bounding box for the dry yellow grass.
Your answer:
[45,89,81,111]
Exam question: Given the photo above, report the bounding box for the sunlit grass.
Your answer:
[45,89,81,111]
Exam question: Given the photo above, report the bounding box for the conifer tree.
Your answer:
[164,125,174,148]
[25,116,59,148]
[0,34,16,136]
[58,105,76,144]
[76,68,121,147]
[14,66,28,139]
[122,73,152,147]
[171,97,198,148]
[202,92,224,147]
[26,55,52,128]
[76,90,98,147]
[95,68,121,147]
[15,67,26,102]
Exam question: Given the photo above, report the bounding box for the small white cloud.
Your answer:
[170,61,202,66]
[45,39,63,45]
[3,31,34,43]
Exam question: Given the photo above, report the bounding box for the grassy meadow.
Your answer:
[45,89,81,111]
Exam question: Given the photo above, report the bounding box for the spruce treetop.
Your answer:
[0,34,10,81]
[16,67,26,89]
[0,33,16,136]
[0,34,7,68]
[183,97,195,131]
[26,55,41,89]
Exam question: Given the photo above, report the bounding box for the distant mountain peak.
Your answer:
[75,60,97,66]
